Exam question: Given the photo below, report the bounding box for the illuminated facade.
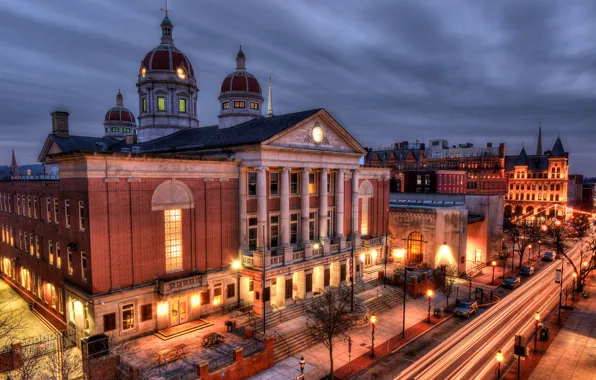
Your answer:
[504,130,568,220]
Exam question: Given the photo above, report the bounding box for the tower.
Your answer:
[10,150,19,179]
[136,13,199,143]
[218,46,264,129]
[266,76,274,118]
[103,90,137,139]
[536,121,543,155]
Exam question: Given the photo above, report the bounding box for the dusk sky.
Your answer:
[0,0,595,173]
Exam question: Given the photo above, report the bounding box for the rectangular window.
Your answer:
[46,198,51,221]
[49,241,54,266]
[56,243,61,268]
[37,276,42,299]
[53,198,59,224]
[249,280,254,292]
[29,233,34,255]
[308,173,317,194]
[247,172,257,196]
[425,175,431,185]
[58,291,63,314]
[290,173,299,195]
[157,97,165,111]
[81,252,87,281]
[416,175,422,185]
[24,233,28,253]
[250,102,259,110]
[142,98,147,112]
[19,231,22,250]
[179,98,186,113]
[309,212,317,241]
[141,304,152,322]
[7,194,11,213]
[361,198,369,235]
[213,283,222,305]
[68,247,73,275]
[327,209,333,238]
[248,217,257,251]
[324,268,331,287]
[78,201,85,231]
[65,200,71,227]
[233,101,245,108]
[121,304,135,331]
[227,283,235,299]
[111,127,119,132]
[270,172,279,195]
[16,195,20,215]
[35,236,40,258]
[290,213,299,244]
[306,273,313,293]
[200,291,209,305]
[165,209,183,273]
[33,197,37,219]
[123,127,131,133]
[327,172,334,194]
[270,215,279,249]
[222,101,230,110]
[27,196,31,217]
[10,228,14,247]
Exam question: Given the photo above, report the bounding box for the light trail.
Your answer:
[395,242,582,380]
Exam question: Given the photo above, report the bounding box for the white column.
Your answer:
[351,169,359,236]
[280,167,290,247]
[301,168,311,245]
[256,167,267,250]
[335,169,345,237]
[319,169,328,240]
[239,167,248,250]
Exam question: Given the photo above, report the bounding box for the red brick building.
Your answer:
[0,14,390,345]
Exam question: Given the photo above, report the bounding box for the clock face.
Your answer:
[312,126,324,143]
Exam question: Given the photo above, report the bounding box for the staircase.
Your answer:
[363,287,404,315]
[272,328,316,363]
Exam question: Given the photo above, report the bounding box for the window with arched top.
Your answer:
[152,180,194,273]
[406,232,425,263]
[358,180,374,236]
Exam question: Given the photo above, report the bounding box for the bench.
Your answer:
[155,343,187,365]
[201,332,224,347]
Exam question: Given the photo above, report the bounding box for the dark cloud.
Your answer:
[0,0,595,173]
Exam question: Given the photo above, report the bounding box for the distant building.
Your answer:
[504,126,568,220]
[365,140,506,195]
[581,184,595,210]
[568,174,584,206]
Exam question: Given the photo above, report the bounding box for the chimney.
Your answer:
[125,134,137,146]
[487,142,493,148]
[51,111,70,138]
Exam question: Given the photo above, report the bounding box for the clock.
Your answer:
[312,126,324,143]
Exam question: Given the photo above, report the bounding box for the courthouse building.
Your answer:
[0,14,390,345]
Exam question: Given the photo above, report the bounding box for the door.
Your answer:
[170,298,188,326]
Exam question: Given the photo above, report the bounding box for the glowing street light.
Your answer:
[534,312,540,351]
[491,261,497,285]
[231,260,241,308]
[496,350,503,379]
[370,313,377,357]
[427,289,433,323]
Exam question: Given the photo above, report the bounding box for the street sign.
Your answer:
[555,269,562,283]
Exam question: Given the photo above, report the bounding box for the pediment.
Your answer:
[37,135,62,163]
[263,110,366,154]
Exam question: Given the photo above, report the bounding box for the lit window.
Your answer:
[33,197,37,219]
[270,172,278,195]
[213,283,222,305]
[111,127,119,132]
[123,127,131,133]
[248,217,257,251]
[29,233,33,255]
[248,172,257,196]
[250,102,259,110]
[309,212,317,241]
[27,196,31,217]
[222,102,230,110]
[165,209,182,273]
[65,200,71,227]
[78,201,85,231]
[361,198,369,235]
[49,241,54,266]
[308,173,317,194]
[56,243,61,268]
[46,198,51,221]
[35,235,39,258]
[142,98,147,112]
[16,195,20,215]
[179,98,186,113]
[234,101,245,109]
[270,215,279,249]
[53,198,59,224]
[81,252,87,281]
[157,97,165,111]
[122,304,135,331]
[67,247,73,275]
[290,213,299,244]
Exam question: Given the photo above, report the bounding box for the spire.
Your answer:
[552,135,565,156]
[116,89,123,107]
[159,2,173,44]
[536,121,543,155]
[514,146,529,166]
[236,45,246,71]
[266,76,274,118]
[11,150,19,178]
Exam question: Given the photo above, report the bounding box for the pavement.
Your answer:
[526,275,596,380]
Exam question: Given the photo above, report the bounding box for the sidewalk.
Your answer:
[526,276,596,380]
[249,282,451,380]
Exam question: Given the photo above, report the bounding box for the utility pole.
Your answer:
[262,225,266,333]
[383,208,389,288]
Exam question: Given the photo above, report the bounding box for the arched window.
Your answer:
[407,232,425,263]
[515,206,523,215]
[526,206,534,215]
[358,180,374,236]
[504,205,512,215]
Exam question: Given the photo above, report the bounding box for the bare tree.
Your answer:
[436,265,458,308]
[305,287,354,380]
[543,220,579,279]
[11,349,43,380]
[41,345,83,380]
[0,294,25,343]
[490,233,511,279]
[506,222,541,269]
[570,214,591,240]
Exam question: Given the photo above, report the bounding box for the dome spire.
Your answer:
[236,45,246,71]
[266,75,274,118]
[159,2,174,44]
[116,89,123,107]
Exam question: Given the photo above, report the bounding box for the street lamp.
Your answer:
[427,289,433,323]
[538,239,542,259]
[299,356,305,374]
[491,261,497,285]
[402,266,408,339]
[232,260,241,308]
[496,350,503,379]
[528,244,533,260]
[534,312,540,351]
[370,313,376,357]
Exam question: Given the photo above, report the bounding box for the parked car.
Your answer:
[542,251,555,262]
[502,276,521,289]
[520,266,535,276]
[454,300,479,318]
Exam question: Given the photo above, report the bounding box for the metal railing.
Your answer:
[271,304,282,324]
[294,295,305,312]
[273,331,291,360]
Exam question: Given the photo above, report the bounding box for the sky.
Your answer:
[0,0,595,174]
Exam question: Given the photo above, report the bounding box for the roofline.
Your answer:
[50,150,240,164]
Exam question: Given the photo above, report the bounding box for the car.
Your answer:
[520,266,535,276]
[502,276,521,289]
[542,251,555,262]
[454,300,479,318]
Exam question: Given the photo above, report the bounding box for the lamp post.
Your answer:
[384,208,389,288]
[528,244,533,260]
[299,356,305,374]
[496,350,503,380]
[572,272,577,300]
[427,289,433,323]
[232,260,241,308]
[491,261,497,285]
[534,311,540,351]
[538,239,542,259]
[370,313,376,357]
[402,265,408,339]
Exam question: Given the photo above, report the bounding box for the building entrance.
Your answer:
[170,298,188,326]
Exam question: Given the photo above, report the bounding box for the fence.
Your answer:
[20,332,60,360]
[208,352,235,373]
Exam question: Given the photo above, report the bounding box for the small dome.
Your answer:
[105,107,136,123]
[140,45,194,78]
[220,71,261,94]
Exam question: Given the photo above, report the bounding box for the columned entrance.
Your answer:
[170,297,188,326]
